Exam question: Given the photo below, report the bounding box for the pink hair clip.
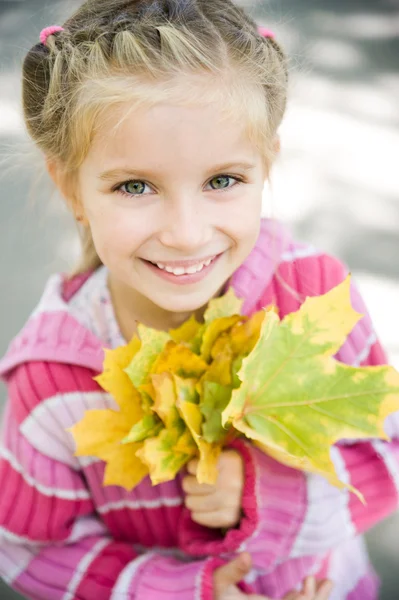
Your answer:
[258,26,275,39]
[40,25,64,46]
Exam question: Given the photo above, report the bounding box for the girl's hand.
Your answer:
[182,449,244,529]
[214,553,334,600]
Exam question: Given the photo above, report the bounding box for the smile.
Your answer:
[141,253,223,285]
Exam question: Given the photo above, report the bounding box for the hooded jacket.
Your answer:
[0,219,397,600]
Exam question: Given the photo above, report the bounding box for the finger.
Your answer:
[303,576,316,598]
[185,493,221,513]
[214,553,252,592]
[182,475,216,496]
[315,580,334,599]
[187,459,199,476]
[281,592,298,600]
[192,510,237,529]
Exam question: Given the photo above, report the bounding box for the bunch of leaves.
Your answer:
[69,278,399,497]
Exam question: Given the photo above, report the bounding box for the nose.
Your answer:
[158,195,212,253]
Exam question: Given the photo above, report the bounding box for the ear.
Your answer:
[46,158,88,225]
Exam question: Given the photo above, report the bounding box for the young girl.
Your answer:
[0,1,397,599]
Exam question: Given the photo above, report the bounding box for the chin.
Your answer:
[150,288,217,314]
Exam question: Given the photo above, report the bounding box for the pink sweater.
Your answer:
[0,219,398,600]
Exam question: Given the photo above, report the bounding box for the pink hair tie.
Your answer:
[258,26,275,39]
[40,25,64,45]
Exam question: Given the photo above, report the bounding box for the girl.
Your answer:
[0,1,397,599]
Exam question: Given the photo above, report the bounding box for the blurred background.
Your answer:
[0,0,398,598]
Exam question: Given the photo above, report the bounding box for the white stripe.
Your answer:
[244,566,267,585]
[290,447,356,558]
[78,455,102,468]
[21,391,116,467]
[372,439,399,496]
[280,246,320,263]
[194,558,214,600]
[111,552,156,600]
[62,538,109,600]
[66,516,109,543]
[0,526,47,547]
[31,274,67,317]
[383,410,399,440]
[98,496,183,514]
[328,537,369,600]
[132,544,190,562]
[0,545,37,584]
[0,447,90,500]
[352,331,377,366]
[0,517,107,547]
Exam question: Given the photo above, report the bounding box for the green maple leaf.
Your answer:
[122,413,163,444]
[222,277,399,497]
[125,325,171,388]
[204,287,243,323]
[201,381,232,443]
[136,426,197,486]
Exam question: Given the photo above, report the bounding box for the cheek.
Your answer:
[224,190,263,243]
[87,206,145,261]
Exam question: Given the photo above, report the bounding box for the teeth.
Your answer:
[155,257,214,276]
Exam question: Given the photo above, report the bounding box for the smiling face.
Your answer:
[76,95,267,332]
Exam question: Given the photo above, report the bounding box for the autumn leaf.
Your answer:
[132,372,198,484]
[122,413,163,444]
[169,314,205,354]
[69,406,148,490]
[204,287,243,323]
[229,310,266,357]
[201,381,232,444]
[222,277,399,496]
[201,315,242,362]
[151,340,208,378]
[95,336,143,422]
[70,337,149,489]
[136,425,197,485]
[125,324,171,388]
[151,372,181,427]
[175,373,222,484]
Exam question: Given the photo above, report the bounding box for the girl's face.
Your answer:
[78,98,267,328]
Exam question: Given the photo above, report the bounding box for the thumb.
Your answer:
[214,553,252,593]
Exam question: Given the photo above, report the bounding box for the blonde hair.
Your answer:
[22,0,288,275]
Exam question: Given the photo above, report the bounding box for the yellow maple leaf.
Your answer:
[201,315,242,362]
[70,336,149,490]
[169,314,203,344]
[95,336,143,420]
[151,340,208,379]
[136,427,197,485]
[175,374,221,484]
[222,277,399,498]
[125,325,171,388]
[204,287,243,323]
[151,372,181,427]
[69,407,148,490]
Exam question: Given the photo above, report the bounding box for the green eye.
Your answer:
[210,176,231,190]
[124,181,146,195]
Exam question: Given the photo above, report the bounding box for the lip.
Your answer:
[143,253,221,268]
[141,253,223,285]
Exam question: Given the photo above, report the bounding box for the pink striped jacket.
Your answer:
[0,219,398,600]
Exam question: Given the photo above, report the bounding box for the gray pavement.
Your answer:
[0,0,398,598]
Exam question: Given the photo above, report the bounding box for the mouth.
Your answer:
[141,253,224,285]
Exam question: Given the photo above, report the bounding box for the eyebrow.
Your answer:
[98,161,257,181]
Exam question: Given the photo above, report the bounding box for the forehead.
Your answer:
[88,97,259,171]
